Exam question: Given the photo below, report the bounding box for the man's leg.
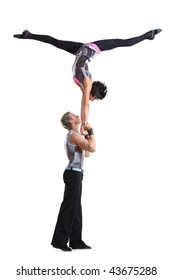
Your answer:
[13,30,83,54]
[51,170,83,250]
[69,182,91,249]
[92,29,162,51]
[69,192,82,245]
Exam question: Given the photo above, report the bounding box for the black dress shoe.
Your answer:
[70,241,91,249]
[52,244,72,252]
[13,30,30,39]
[149,28,162,40]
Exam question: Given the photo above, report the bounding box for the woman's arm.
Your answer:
[80,77,92,132]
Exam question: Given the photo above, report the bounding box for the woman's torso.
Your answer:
[72,43,100,85]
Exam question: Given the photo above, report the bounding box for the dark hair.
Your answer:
[91,81,107,100]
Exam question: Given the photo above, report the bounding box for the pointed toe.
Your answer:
[149,28,162,40]
[13,30,30,39]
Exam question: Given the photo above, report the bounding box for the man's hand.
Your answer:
[84,122,93,131]
[80,121,93,134]
[81,130,88,137]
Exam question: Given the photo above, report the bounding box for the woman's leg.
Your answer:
[13,30,83,54]
[92,29,161,52]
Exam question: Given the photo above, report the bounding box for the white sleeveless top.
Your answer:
[65,130,84,169]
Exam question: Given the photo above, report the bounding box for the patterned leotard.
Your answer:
[72,43,101,85]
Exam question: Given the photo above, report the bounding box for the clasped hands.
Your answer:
[80,121,93,136]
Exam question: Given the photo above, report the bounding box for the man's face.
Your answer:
[69,113,81,125]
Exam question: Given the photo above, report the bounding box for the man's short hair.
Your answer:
[61,112,72,130]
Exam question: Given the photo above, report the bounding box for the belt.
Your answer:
[65,167,84,173]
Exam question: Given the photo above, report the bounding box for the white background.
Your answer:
[1,0,173,279]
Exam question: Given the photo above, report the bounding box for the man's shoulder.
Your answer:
[69,130,81,139]
[69,131,83,145]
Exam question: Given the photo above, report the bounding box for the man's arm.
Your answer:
[85,150,90,158]
[69,125,96,153]
[84,133,90,157]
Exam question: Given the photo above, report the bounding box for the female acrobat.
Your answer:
[14,28,162,132]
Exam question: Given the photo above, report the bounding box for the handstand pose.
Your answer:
[14,28,161,132]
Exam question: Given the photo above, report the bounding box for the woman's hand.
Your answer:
[80,123,86,134]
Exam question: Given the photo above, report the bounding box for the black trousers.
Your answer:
[51,170,83,247]
[25,30,152,54]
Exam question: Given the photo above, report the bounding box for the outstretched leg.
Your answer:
[92,29,162,51]
[13,30,83,54]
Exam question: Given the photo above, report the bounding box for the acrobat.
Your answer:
[14,28,162,132]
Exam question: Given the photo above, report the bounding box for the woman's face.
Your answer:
[89,95,97,101]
